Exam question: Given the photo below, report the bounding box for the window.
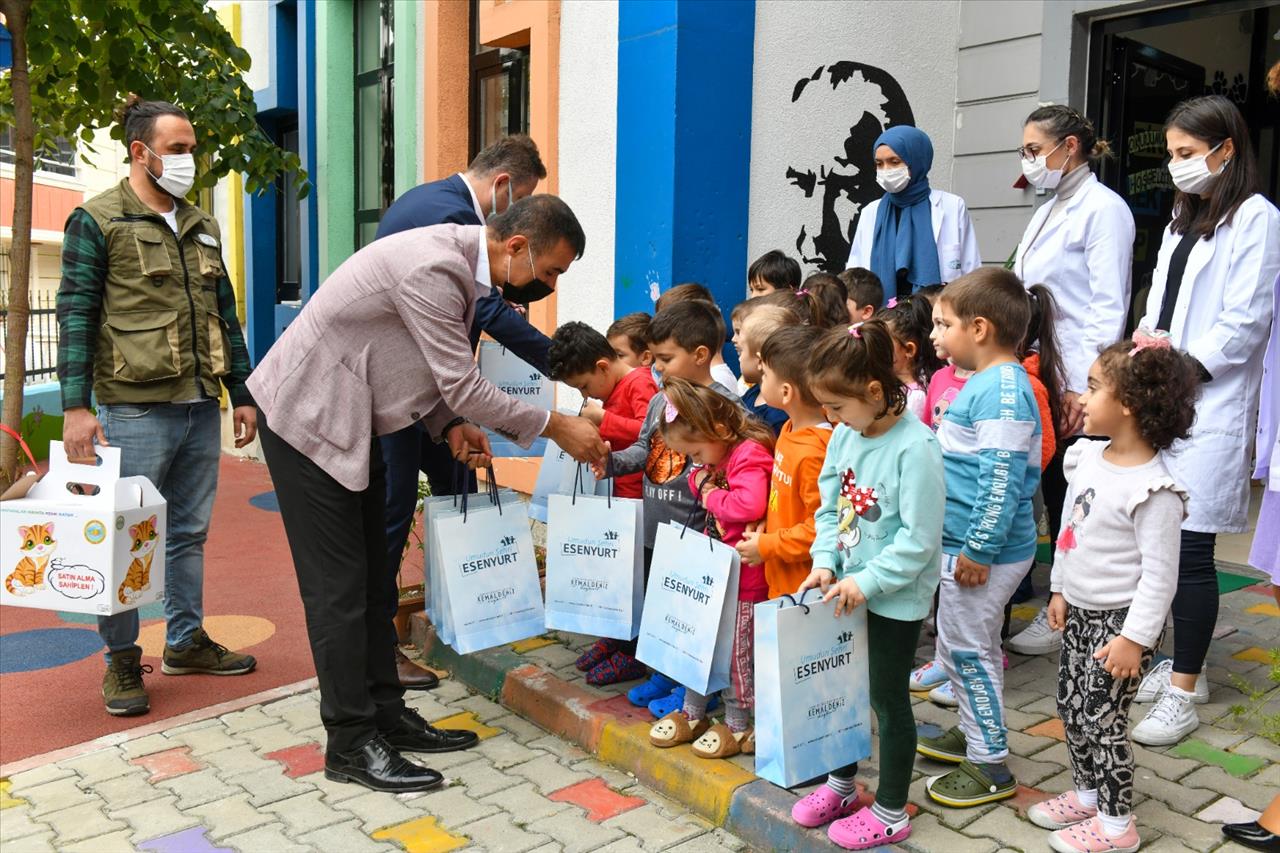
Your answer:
[354,0,394,248]
[0,128,77,178]
[469,0,529,159]
[278,124,302,303]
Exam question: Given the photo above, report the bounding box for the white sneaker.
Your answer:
[1132,687,1200,746]
[1135,659,1209,704]
[910,660,949,692]
[1007,607,1062,655]
[929,679,959,707]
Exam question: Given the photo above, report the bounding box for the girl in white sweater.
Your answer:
[1030,330,1199,853]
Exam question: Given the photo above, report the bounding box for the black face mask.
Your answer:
[503,246,554,305]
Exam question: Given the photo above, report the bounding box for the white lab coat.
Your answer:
[1014,172,1135,395]
[846,189,981,284]
[1141,194,1280,533]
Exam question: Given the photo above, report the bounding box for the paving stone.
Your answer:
[265,743,326,779]
[569,757,641,794]
[512,754,593,795]
[59,749,135,784]
[452,693,509,723]
[19,776,97,817]
[261,790,353,835]
[295,770,370,805]
[527,808,625,853]
[60,829,138,853]
[474,734,546,769]
[965,804,1055,852]
[108,793,200,840]
[596,838,648,853]
[907,777,995,830]
[168,724,244,757]
[343,789,426,832]
[1181,765,1274,811]
[227,766,313,807]
[155,768,244,810]
[602,802,707,850]
[1179,722,1251,750]
[523,644,584,671]
[0,805,50,841]
[297,818,398,852]
[898,813,999,853]
[493,712,553,745]
[1135,767,1221,815]
[456,813,551,852]
[236,721,313,754]
[447,758,524,798]
[5,765,74,791]
[1134,798,1228,851]
[1133,743,1202,780]
[0,830,57,852]
[186,792,276,840]
[406,783,501,829]
[1195,796,1262,825]
[1232,735,1280,763]
[161,717,223,736]
[549,778,647,823]
[666,828,748,852]
[259,694,317,719]
[431,679,471,704]
[527,736,591,763]
[41,802,128,844]
[425,745,492,773]
[477,781,570,826]
[201,745,280,777]
[1137,838,1198,853]
[431,711,504,741]
[403,691,455,721]
[129,746,205,782]
[1003,751,1064,787]
[373,814,469,852]
[219,706,278,735]
[1169,738,1268,777]
[272,702,325,734]
[93,770,169,810]
[222,821,313,853]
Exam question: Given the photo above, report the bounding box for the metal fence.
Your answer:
[0,278,60,385]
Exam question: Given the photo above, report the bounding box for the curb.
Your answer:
[411,614,847,853]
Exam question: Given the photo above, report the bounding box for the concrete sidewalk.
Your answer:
[409,569,1279,853]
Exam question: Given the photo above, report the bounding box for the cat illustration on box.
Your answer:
[118,515,159,605]
[5,522,55,595]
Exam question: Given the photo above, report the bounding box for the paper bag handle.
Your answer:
[778,587,815,614]
[571,458,613,508]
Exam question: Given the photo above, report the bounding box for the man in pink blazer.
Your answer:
[248,195,606,793]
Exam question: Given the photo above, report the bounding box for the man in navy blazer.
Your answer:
[375,135,552,688]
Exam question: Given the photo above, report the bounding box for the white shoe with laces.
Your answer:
[928,679,959,707]
[1135,658,1209,704]
[1132,687,1200,746]
[1007,607,1062,656]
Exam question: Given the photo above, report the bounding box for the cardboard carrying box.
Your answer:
[1,441,166,615]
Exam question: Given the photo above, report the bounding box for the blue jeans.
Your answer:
[97,400,221,658]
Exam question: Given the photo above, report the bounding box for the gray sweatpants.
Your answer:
[936,552,1034,763]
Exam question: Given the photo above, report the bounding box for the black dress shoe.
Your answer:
[1223,821,1280,852]
[396,648,440,690]
[324,735,443,793]
[381,706,480,754]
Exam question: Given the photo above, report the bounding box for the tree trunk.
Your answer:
[0,0,35,491]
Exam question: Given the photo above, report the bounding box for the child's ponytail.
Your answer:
[659,377,776,453]
[1024,284,1068,437]
[795,274,850,329]
[807,320,906,418]
[877,293,944,388]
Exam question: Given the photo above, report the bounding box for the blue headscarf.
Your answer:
[869,125,941,298]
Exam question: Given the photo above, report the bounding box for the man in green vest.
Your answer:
[57,97,258,717]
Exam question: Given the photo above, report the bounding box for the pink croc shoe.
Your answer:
[828,806,911,850]
[1029,791,1099,830]
[791,785,859,828]
[1048,816,1141,853]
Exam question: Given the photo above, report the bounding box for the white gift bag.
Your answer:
[635,520,740,694]
[529,420,606,523]
[435,488,545,654]
[544,470,644,639]
[478,341,551,458]
[754,592,872,787]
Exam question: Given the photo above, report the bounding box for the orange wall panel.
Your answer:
[0,177,84,233]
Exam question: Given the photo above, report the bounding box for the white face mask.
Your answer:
[143,144,196,198]
[1021,140,1065,190]
[1168,141,1226,195]
[876,165,911,194]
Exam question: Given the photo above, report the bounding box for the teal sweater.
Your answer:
[810,413,945,622]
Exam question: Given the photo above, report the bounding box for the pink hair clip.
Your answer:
[1130,327,1172,357]
[795,288,810,298]
[664,397,679,423]
[886,297,898,309]
[848,323,862,338]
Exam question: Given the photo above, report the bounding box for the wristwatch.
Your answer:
[439,416,468,444]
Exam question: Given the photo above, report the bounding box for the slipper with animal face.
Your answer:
[649,711,710,748]
[691,723,755,759]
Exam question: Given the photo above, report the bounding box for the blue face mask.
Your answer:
[489,178,514,218]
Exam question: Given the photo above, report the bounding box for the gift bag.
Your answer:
[434,487,545,654]
[635,520,740,695]
[753,592,872,788]
[544,467,644,639]
[478,341,551,458]
[529,414,605,523]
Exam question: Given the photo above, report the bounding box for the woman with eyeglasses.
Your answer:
[845,124,981,301]
[1126,94,1280,749]
[1003,105,1136,663]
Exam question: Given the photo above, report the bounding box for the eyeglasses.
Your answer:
[1015,140,1063,162]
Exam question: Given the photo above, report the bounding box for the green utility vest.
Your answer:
[79,179,232,405]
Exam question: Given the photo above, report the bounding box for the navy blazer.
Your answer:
[376,174,551,375]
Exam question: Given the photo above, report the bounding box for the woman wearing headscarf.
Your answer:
[845,124,981,300]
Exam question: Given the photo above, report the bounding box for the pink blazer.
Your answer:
[247,224,548,491]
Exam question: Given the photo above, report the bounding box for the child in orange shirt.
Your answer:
[735,326,832,598]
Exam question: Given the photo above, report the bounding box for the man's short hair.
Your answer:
[488,194,585,259]
[838,267,884,309]
[748,250,801,290]
[648,301,723,354]
[468,134,547,185]
[607,312,651,354]
[120,95,189,147]
[548,322,616,381]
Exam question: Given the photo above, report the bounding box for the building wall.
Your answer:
[746,0,961,279]
[556,0,619,388]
